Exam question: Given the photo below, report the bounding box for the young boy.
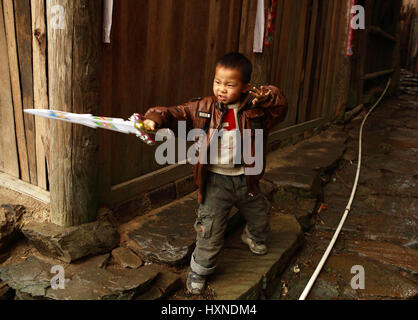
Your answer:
[143,52,288,295]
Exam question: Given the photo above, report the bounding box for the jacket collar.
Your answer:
[215,92,254,112]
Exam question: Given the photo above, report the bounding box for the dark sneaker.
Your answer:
[186,270,207,295]
[241,226,268,255]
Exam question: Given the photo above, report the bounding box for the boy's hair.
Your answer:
[216,52,252,84]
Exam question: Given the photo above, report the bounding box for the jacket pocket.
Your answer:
[194,208,214,239]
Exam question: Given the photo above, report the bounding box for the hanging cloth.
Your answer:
[103,0,114,43]
[253,0,265,53]
[264,0,278,46]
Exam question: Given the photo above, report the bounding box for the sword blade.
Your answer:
[24,109,155,145]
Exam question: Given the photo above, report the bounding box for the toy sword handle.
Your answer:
[24,109,155,146]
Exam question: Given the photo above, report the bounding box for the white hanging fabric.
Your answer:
[103,0,114,43]
[253,0,265,53]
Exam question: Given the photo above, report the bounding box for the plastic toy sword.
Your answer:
[23,109,155,146]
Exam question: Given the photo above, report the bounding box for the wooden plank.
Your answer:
[13,0,37,185]
[328,0,353,120]
[268,117,328,145]
[292,0,310,124]
[31,0,49,190]
[0,0,19,177]
[299,0,319,123]
[110,163,193,206]
[273,0,294,127]
[0,172,50,204]
[312,0,334,119]
[2,0,30,182]
[271,0,285,86]
[363,68,395,80]
[321,0,342,118]
[368,25,396,42]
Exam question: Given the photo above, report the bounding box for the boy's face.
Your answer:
[213,66,250,105]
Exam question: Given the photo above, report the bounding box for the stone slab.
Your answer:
[136,269,182,300]
[21,218,120,263]
[264,167,322,198]
[344,240,418,275]
[45,266,159,300]
[127,195,244,266]
[0,255,159,300]
[112,246,143,269]
[208,213,303,300]
[315,195,417,246]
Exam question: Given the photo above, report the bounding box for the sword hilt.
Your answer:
[129,113,155,146]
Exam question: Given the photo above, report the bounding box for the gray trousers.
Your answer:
[190,171,272,276]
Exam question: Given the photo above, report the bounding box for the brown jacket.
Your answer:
[144,85,288,204]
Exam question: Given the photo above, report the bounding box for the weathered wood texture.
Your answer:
[101,0,353,205]
[1,0,402,212]
[47,0,102,226]
[14,0,37,185]
[31,0,49,190]
[0,0,19,178]
[102,0,243,189]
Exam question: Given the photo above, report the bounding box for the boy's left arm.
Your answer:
[253,85,288,131]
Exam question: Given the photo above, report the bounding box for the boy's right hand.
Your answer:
[143,119,156,131]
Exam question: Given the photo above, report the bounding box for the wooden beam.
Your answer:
[0,172,50,204]
[363,68,394,80]
[267,117,328,145]
[14,0,37,185]
[0,0,19,178]
[110,163,193,206]
[367,25,396,42]
[31,0,49,190]
[47,0,102,227]
[2,0,30,182]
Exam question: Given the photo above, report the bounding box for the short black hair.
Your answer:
[216,52,252,84]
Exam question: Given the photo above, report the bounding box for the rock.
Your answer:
[272,189,317,231]
[259,179,277,201]
[21,218,119,263]
[127,195,244,266]
[112,247,143,269]
[0,256,52,297]
[264,166,322,198]
[128,197,198,265]
[324,254,418,299]
[136,269,182,300]
[209,213,303,300]
[0,255,159,300]
[0,205,24,251]
[344,240,418,275]
[45,266,159,300]
[68,253,111,271]
[0,281,13,300]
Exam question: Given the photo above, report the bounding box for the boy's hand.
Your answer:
[143,119,156,131]
[249,86,272,105]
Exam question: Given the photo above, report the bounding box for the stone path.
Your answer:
[272,93,418,300]
[1,93,415,300]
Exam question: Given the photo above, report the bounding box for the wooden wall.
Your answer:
[100,0,353,205]
[0,0,48,191]
[1,0,373,208]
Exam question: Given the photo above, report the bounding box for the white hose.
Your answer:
[298,78,392,300]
